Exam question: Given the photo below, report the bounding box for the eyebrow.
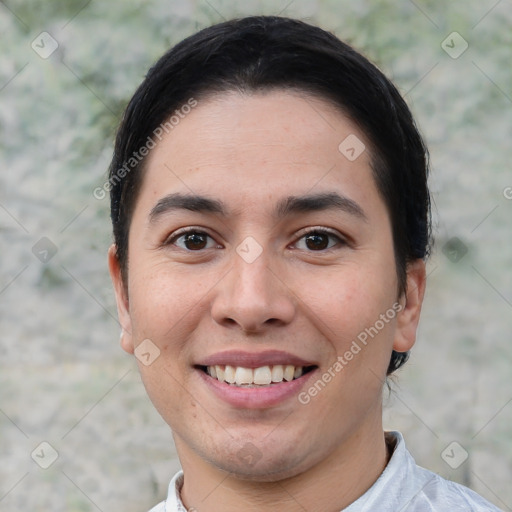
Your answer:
[149,192,367,223]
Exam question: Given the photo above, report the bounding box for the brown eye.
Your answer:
[182,232,208,250]
[305,232,330,250]
[168,230,217,251]
[295,229,344,251]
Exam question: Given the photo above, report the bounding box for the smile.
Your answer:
[200,364,316,387]
[195,350,319,407]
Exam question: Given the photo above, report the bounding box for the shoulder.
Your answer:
[344,432,503,512]
[409,466,503,511]
[394,433,502,511]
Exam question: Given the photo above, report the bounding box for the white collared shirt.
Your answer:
[148,431,502,511]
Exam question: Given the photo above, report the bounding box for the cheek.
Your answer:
[127,262,211,345]
[304,262,392,322]
[302,263,398,361]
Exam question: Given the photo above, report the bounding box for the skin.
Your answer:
[109,90,426,512]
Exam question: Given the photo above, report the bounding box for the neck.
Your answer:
[176,419,390,512]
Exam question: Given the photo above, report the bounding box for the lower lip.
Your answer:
[196,368,318,409]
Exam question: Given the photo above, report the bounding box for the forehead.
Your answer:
[135,90,379,220]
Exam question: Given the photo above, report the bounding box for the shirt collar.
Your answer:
[163,471,185,512]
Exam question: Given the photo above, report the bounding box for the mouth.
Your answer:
[194,350,319,408]
[197,364,317,387]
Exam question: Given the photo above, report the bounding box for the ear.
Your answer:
[108,244,134,354]
[393,259,427,353]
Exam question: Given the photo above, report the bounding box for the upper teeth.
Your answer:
[207,365,304,386]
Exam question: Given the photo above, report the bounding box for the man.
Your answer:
[107,16,501,511]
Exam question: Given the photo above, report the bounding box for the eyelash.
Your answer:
[294,227,347,251]
[165,227,347,252]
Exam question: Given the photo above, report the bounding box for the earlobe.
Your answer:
[393,259,427,353]
[119,328,134,354]
[108,244,135,354]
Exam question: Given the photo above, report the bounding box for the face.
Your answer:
[109,90,425,480]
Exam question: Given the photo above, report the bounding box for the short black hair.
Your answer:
[108,15,432,375]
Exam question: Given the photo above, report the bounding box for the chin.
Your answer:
[217,460,304,482]
[205,443,318,483]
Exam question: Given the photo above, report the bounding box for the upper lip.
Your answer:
[197,350,316,369]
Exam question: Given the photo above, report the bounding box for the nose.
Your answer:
[210,248,296,333]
